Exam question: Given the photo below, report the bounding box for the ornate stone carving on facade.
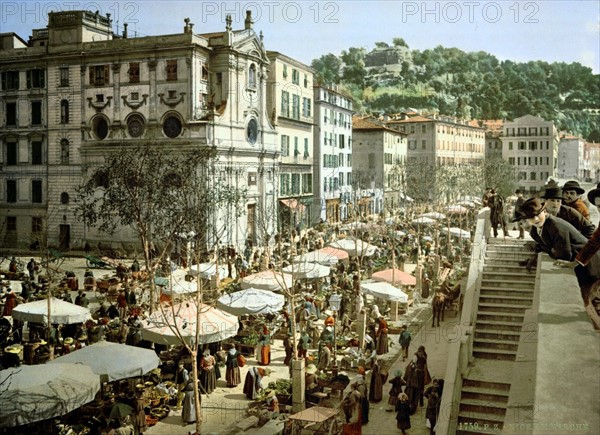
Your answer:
[121,94,148,109]
[158,92,185,107]
[112,63,120,72]
[87,96,112,112]
[148,60,157,71]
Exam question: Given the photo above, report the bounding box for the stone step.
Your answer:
[480,288,534,298]
[478,303,530,313]
[463,378,511,392]
[482,271,536,281]
[457,410,506,424]
[461,386,510,403]
[474,330,521,341]
[483,264,529,273]
[477,311,525,323]
[480,280,536,290]
[473,338,519,351]
[473,347,516,360]
[475,319,523,332]
[460,398,508,416]
[479,295,533,305]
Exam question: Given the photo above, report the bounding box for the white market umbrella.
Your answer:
[189,262,228,279]
[421,212,446,220]
[329,238,378,257]
[140,302,238,346]
[48,341,161,382]
[283,262,330,279]
[294,247,350,265]
[162,273,197,296]
[361,281,409,303]
[11,297,91,324]
[448,227,471,238]
[240,270,293,291]
[446,205,469,214]
[0,363,100,427]
[217,288,285,316]
[411,217,436,225]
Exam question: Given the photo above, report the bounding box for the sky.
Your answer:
[1,0,599,73]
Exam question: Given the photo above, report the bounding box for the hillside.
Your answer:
[311,40,600,141]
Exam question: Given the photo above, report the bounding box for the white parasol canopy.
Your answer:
[48,341,161,382]
[11,297,91,324]
[240,270,293,291]
[188,262,228,279]
[328,238,378,257]
[361,281,409,303]
[140,302,238,346]
[448,227,471,238]
[446,204,469,214]
[217,288,285,316]
[161,273,197,295]
[421,212,446,220]
[283,262,330,279]
[293,247,349,265]
[0,363,100,427]
[411,217,436,225]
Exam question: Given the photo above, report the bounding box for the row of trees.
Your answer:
[311,42,600,141]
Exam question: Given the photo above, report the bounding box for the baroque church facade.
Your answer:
[0,10,279,251]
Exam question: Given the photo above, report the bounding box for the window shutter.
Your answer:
[89,67,94,85]
[1,73,5,90]
[26,70,31,89]
[104,65,110,84]
[40,69,45,88]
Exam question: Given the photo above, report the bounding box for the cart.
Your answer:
[287,407,340,435]
[86,255,111,269]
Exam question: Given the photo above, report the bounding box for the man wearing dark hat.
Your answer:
[520,197,600,330]
[488,189,510,238]
[562,180,590,220]
[576,182,600,283]
[542,181,595,239]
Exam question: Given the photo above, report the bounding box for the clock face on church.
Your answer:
[247,118,258,145]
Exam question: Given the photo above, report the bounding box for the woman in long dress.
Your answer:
[258,325,271,365]
[243,367,270,400]
[395,393,411,434]
[368,359,388,402]
[225,347,241,387]
[199,350,217,395]
[182,379,198,425]
[132,389,148,435]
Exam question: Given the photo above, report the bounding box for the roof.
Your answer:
[385,115,434,124]
[353,116,406,135]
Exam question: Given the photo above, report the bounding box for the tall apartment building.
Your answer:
[501,115,558,194]
[313,85,353,223]
[385,114,485,201]
[0,10,279,251]
[583,142,600,183]
[481,119,504,160]
[266,52,314,230]
[352,117,408,216]
[557,135,585,179]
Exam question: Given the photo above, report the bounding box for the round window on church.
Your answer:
[93,117,109,140]
[163,116,182,138]
[127,114,145,138]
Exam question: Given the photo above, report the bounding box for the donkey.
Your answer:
[432,292,446,327]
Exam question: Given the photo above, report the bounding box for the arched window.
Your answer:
[60,100,69,124]
[248,64,256,88]
[60,139,69,164]
[60,192,69,204]
[93,116,109,140]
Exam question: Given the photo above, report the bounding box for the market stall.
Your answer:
[0,363,100,427]
[11,297,91,324]
[47,340,161,382]
[240,270,293,292]
[217,288,284,316]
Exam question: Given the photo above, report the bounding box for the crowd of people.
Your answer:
[488,180,600,330]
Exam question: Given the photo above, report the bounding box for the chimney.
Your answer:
[123,23,128,39]
[245,10,253,29]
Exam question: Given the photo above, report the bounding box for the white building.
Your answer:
[556,135,585,180]
[501,115,559,194]
[0,10,279,251]
[313,85,354,223]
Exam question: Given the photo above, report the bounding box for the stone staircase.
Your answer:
[456,237,535,434]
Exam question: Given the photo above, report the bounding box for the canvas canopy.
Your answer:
[217,288,285,316]
[48,341,160,382]
[361,281,409,303]
[11,297,91,324]
[328,238,378,257]
[0,363,100,427]
[371,268,416,286]
[240,270,292,291]
[283,262,330,279]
